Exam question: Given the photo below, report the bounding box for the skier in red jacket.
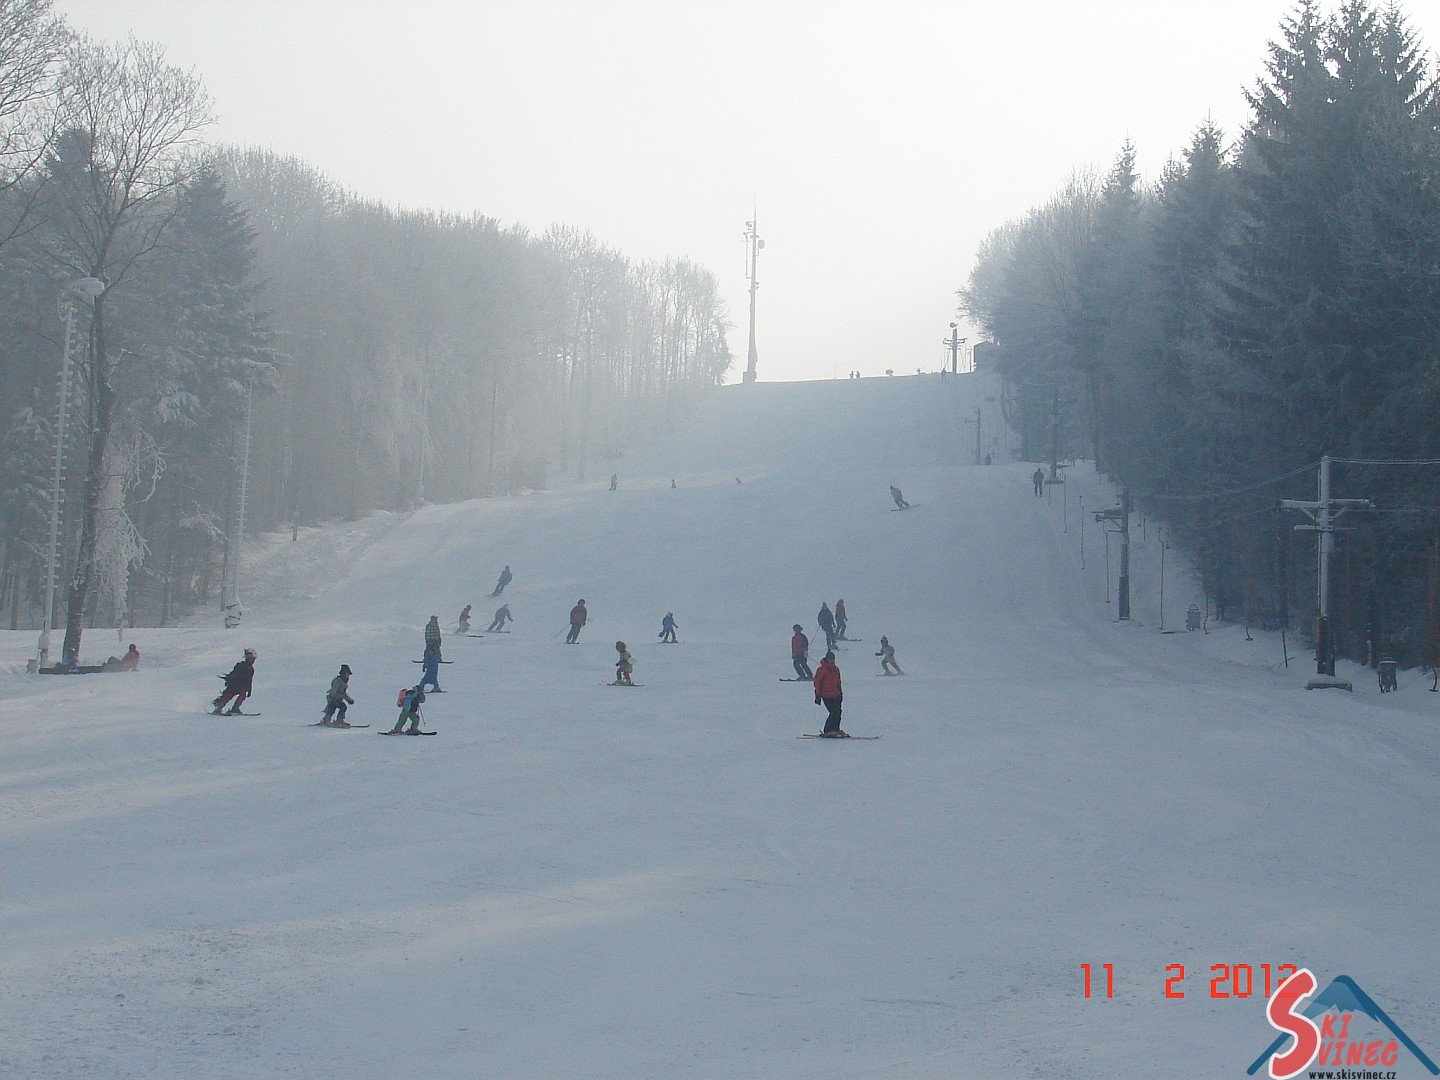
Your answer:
[813,651,845,737]
[790,625,813,679]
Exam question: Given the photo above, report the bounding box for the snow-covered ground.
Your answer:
[5,373,1438,1078]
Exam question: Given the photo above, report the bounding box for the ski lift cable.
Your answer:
[1136,461,1316,503]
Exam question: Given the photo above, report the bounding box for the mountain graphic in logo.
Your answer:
[1247,975,1439,1076]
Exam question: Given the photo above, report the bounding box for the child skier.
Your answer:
[614,641,635,685]
[322,664,356,725]
[813,650,846,737]
[389,684,426,734]
[457,605,472,634]
[659,613,678,643]
[876,635,904,675]
[790,624,813,680]
[487,604,512,631]
[419,643,443,693]
[212,648,256,714]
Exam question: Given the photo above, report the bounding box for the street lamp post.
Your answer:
[37,277,104,669]
[742,215,764,385]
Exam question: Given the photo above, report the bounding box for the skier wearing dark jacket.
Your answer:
[813,651,845,736]
[424,616,443,656]
[212,649,257,714]
[659,613,678,643]
[790,625,813,679]
[565,600,588,643]
[835,599,848,640]
[322,664,356,725]
[490,566,512,597]
[817,602,837,650]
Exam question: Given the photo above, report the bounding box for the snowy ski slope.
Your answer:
[4,373,1438,1078]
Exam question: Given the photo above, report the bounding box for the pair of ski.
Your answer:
[799,733,882,740]
[604,681,642,687]
[310,721,369,729]
[380,729,437,736]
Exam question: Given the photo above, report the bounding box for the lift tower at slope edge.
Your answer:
[742,215,764,384]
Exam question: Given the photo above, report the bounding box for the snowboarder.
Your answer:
[817,602,837,650]
[1032,467,1045,497]
[457,605,473,634]
[813,651,845,737]
[322,664,356,725]
[834,599,848,640]
[614,641,635,685]
[566,599,588,643]
[659,612,678,643]
[419,643,442,693]
[790,624,813,680]
[489,566,512,597]
[876,635,904,675]
[609,474,618,492]
[424,615,443,657]
[389,684,426,734]
[890,485,910,510]
[212,648,257,715]
[488,604,513,632]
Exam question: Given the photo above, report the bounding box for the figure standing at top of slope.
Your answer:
[389,684,426,734]
[489,566,512,597]
[613,641,635,685]
[456,605,472,635]
[791,624,813,679]
[813,650,846,737]
[566,600,588,643]
[890,485,910,510]
[876,636,904,675]
[487,604,513,632]
[659,612,679,643]
[1032,467,1045,497]
[212,648,256,715]
[817,602,838,651]
[609,474,618,492]
[424,615,443,657]
[834,599,849,640]
[321,664,356,725]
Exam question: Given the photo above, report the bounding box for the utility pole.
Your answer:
[223,372,257,629]
[1093,487,1132,620]
[742,214,763,385]
[963,407,982,465]
[1281,454,1372,689]
[486,383,498,497]
[945,323,965,375]
[1050,385,1061,479]
[38,278,103,669]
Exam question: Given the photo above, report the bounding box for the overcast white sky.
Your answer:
[53,0,1439,383]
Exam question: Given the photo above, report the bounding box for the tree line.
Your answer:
[961,0,1440,668]
[0,0,731,659]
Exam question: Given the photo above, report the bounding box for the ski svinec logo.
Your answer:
[1247,969,1439,1078]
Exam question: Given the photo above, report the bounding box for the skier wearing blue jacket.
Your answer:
[419,643,442,692]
